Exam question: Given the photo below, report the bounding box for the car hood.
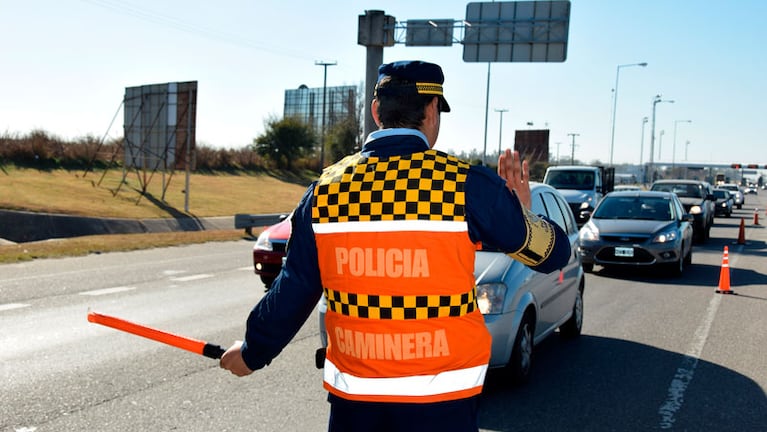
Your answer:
[557,188,594,203]
[590,218,674,235]
[474,251,529,285]
[675,196,705,207]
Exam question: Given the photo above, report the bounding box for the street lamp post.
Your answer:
[672,119,692,170]
[649,95,674,182]
[639,116,648,182]
[657,130,665,161]
[609,62,648,167]
[494,108,508,156]
[315,60,337,170]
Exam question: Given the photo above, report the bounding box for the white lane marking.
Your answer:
[657,293,722,429]
[169,274,214,282]
[79,286,136,296]
[0,303,31,312]
[237,266,252,271]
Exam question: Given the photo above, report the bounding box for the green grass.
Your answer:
[0,166,313,263]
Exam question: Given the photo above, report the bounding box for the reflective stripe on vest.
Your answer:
[323,358,488,402]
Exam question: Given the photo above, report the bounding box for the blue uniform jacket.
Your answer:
[240,129,571,371]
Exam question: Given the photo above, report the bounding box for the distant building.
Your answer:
[284,84,357,135]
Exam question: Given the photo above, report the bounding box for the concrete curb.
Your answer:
[0,209,235,243]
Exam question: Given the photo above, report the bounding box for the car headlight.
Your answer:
[254,231,273,251]
[720,202,728,208]
[653,229,678,243]
[689,205,702,215]
[476,283,507,315]
[579,222,600,241]
[579,200,591,210]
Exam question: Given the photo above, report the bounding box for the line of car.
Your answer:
[247,176,751,389]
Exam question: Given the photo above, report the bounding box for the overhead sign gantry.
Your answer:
[358,1,571,144]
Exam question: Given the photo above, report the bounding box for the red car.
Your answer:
[252,215,291,289]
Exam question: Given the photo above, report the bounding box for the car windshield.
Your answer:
[652,183,703,198]
[545,171,594,190]
[593,196,672,221]
[713,190,729,199]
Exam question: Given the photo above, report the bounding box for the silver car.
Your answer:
[317,183,585,386]
[578,191,694,276]
[717,183,744,209]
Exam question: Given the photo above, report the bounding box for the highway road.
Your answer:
[2,194,766,431]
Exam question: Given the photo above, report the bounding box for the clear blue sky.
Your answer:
[2,0,765,166]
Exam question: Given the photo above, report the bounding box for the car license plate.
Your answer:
[615,247,634,257]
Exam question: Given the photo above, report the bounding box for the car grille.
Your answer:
[601,234,648,243]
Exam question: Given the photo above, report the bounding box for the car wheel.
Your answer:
[507,313,534,385]
[667,242,691,276]
[260,276,275,290]
[559,282,584,339]
[582,262,594,273]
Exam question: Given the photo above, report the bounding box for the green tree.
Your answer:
[325,116,362,164]
[253,116,316,169]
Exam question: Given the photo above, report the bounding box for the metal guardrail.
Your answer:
[234,213,287,236]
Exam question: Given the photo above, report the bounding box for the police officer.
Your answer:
[221,60,571,431]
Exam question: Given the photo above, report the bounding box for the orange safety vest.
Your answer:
[312,149,492,404]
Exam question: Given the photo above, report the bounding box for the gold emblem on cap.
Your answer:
[416,82,444,96]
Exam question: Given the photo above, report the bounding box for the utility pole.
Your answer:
[315,60,337,170]
[494,108,508,157]
[568,133,580,165]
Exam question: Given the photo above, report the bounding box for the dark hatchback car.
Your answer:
[712,189,733,217]
[578,191,694,276]
[650,179,715,242]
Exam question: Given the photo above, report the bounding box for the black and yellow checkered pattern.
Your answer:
[324,287,476,320]
[312,150,469,223]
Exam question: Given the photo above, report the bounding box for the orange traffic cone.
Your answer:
[736,218,746,245]
[754,208,760,226]
[716,246,735,294]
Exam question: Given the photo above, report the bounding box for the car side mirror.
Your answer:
[683,213,694,223]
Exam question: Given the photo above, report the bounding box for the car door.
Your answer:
[530,189,580,335]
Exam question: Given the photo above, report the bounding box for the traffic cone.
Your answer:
[754,208,760,226]
[736,218,746,245]
[716,246,735,294]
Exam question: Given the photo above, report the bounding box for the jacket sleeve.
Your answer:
[240,184,324,371]
[465,165,571,274]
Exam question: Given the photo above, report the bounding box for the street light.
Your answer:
[649,95,674,181]
[639,116,648,182]
[672,119,692,170]
[494,108,509,156]
[315,60,337,170]
[657,130,665,160]
[609,62,648,167]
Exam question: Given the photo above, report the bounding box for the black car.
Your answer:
[650,180,715,242]
[712,189,733,217]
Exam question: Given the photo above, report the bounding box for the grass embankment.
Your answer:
[0,165,313,263]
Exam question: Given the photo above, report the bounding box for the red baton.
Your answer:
[87,310,226,359]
